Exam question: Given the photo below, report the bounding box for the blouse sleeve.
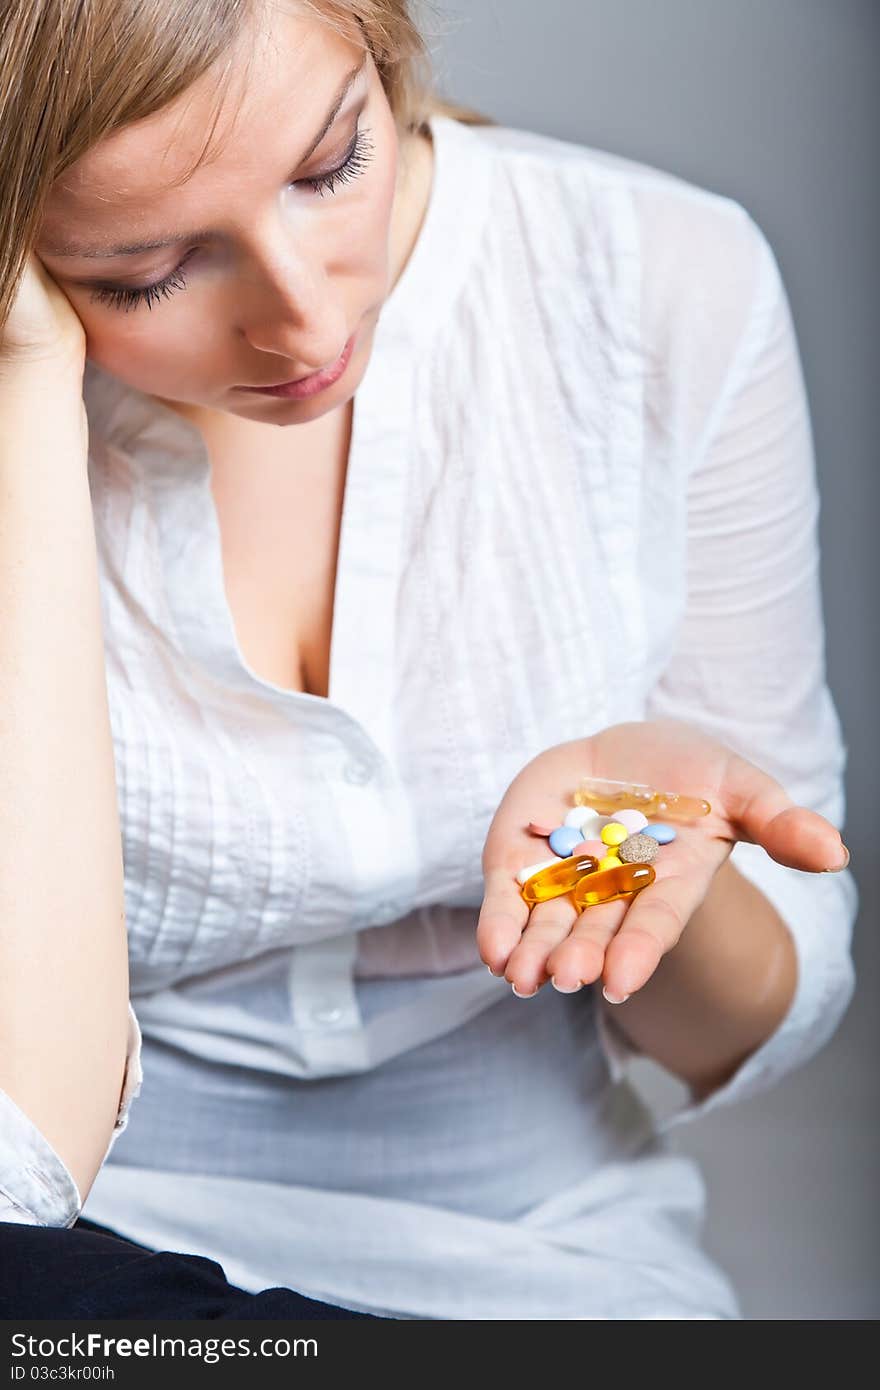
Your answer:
[594,196,858,1131]
[0,999,143,1226]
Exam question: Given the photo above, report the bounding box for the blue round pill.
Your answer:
[643,822,676,844]
[548,825,584,857]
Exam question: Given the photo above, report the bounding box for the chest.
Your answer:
[103,314,666,988]
[206,405,352,699]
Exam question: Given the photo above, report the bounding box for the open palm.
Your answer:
[477,718,848,1000]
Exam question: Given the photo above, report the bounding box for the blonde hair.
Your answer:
[0,0,495,334]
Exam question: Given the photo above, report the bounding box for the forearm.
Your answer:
[0,366,129,1202]
[595,856,798,1097]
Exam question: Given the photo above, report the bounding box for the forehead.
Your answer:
[42,9,354,227]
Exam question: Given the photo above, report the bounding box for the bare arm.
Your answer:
[0,352,129,1205]
[593,857,799,1096]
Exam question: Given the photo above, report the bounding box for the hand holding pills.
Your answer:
[476,718,850,1003]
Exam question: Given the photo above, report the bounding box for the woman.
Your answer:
[0,0,857,1319]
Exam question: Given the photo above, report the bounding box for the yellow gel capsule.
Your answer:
[519,853,600,905]
[600,822,628,847]
[574,776,710,821]
[598,854,622,871]
[572,862,655,910]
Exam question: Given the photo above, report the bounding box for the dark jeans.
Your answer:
[0,1216,384,1318]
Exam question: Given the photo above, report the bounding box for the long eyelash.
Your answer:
[90,124,375,313]
[89,261,192,314]
[304,125,374,197]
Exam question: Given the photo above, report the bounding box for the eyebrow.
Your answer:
[39,56,367,260]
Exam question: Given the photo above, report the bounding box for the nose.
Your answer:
[237,229,349,375]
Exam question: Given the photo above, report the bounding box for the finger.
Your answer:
[544,898,629,993]
[477,865,531,973]
[723,752,848,872]
[504,894,580,995]
[601,870,708,998]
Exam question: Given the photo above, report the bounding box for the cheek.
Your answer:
[323,120,398,292]
[80,306,185,390]
[362,169,397,272]
[377,124,400,217]
[365,104,400,240]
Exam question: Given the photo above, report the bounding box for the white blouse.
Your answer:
[0,112,857,1320]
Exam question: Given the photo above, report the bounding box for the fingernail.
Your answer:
[551,975,583,994]
[602,986,630,1005]
[486,964,499,975]
[511,983,539,998]
[823,842,851,872]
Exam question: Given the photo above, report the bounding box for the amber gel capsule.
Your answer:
[572,862,656,910]
[574,776,711,821]
[520,853,600,905]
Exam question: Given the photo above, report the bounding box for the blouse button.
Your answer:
[343,756,375,785]
[311,1004,345,1026]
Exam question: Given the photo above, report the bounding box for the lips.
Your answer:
[247,335,353,389]
[256,370,318,389]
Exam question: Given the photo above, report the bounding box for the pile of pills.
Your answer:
[517,801,680,909]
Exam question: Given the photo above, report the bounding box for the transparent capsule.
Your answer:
[519,853,600,905]
[572,862,656,910]
[574,776,710,821]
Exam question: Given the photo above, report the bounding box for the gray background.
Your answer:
[426,0,878,1319]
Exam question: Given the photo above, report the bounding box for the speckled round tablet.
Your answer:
[643,823,676,844]
[617,832,660,864]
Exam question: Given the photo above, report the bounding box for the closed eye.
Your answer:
[87,124,375,313]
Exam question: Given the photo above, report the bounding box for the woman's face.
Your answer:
[35,8,401,428]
